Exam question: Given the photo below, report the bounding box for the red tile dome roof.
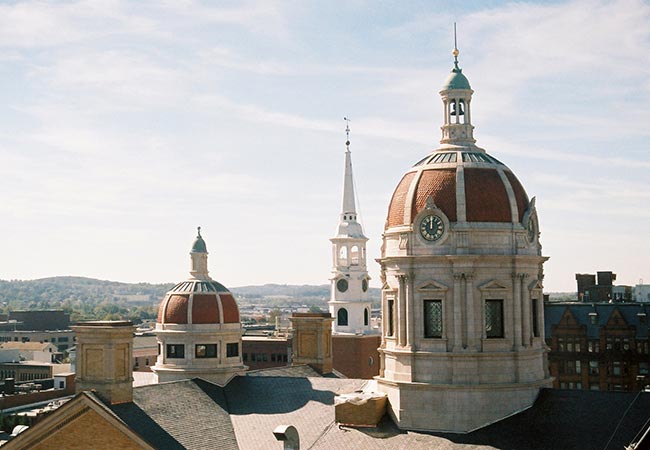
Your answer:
[157,280,240,325]
[386,150,529,228]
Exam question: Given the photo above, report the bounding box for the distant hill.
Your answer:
[0,276,174,306]
[0,277,381,309]
[231,283,381,299]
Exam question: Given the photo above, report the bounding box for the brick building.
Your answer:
[545,302,650,391]
[575,271,632,302]
[242,335,291,370]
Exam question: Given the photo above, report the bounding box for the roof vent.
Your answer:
[273,425,299,450]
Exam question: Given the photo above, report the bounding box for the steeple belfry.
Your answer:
[439,26,477,147]
[189,226,210,280]
[329,119,372,335]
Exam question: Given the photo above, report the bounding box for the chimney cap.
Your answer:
[291,313,331,318]
[72,320,133,327]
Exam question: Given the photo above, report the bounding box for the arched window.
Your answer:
[337,308,348,326]
[350,246,359,265]
[364,308,369,326]
[339,246,348,266]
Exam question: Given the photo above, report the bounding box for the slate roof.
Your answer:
[545,302,650,339]
[111,379,239,450]
[104,374,650,450]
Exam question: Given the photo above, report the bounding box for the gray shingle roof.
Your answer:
[112,379,239,450]
[106,374,650,450]
[226,376,366,450]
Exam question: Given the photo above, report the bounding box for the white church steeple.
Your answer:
[329,119,372,334]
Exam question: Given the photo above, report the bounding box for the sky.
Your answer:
[1,0,649,292]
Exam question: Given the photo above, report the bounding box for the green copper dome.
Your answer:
[441,62,471,90]
[191,227,207,253]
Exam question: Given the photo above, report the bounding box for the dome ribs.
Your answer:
[387,172,416,227]
[157,295,168,323]
[412,169,457,222]
[464,168,511,222]
[504,171,529,222]
[219,294,240,323]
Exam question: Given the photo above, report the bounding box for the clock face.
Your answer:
[337,278,349,292]
[419,214,444,241]
[527,217,536,242]
[362,279,368,292]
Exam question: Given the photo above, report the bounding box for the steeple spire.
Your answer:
[329,118,372,335]
[453,22,460,69]
[341,117,357,221]
[439,24,476,147]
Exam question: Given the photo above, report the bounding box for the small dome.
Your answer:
[157,280,240,325]
[191,235,207,253]
[386,150,529,228]
[441,66,471,91]
[337,220,365,239]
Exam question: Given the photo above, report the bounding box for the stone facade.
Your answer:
[376,50,552,432]
[72,321,134,405]
[290,313,333,374]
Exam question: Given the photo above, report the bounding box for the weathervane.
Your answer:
[343,116,351,149]
[197,226,202,238]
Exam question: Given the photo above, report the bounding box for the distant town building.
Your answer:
[575,271,634,302]
[132,334,157,372]
[634,284,650,303]
[0,310,74,352]
[0,342,60,363]
[242,334,291,371]
[545,302,650,391]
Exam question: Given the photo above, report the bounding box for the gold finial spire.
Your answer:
[452,23,459,63]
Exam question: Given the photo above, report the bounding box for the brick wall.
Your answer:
[332,334,381,379]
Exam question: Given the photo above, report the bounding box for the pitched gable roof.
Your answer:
[113,379,238,450]
[2,392,155,450]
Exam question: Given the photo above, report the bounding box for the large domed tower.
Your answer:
[152,228,246,386]
[376,45,551,432]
